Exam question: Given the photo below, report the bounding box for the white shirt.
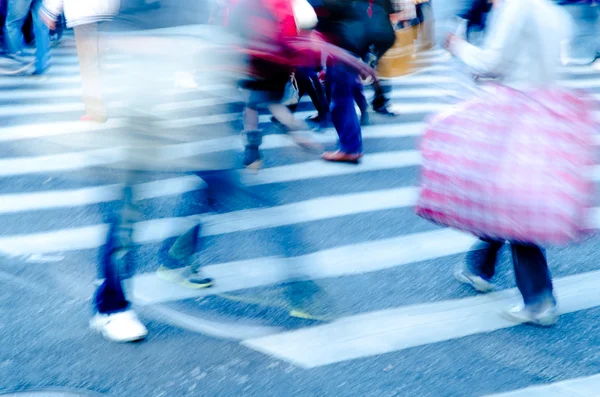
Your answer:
[450,0,574,90]
[41,0,120,28]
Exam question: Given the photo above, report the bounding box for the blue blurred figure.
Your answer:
[558,0,599,64]
[4,0,49,73]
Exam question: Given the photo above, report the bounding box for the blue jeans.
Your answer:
[352,81,368,117]
[561,3,600,62]
[329,64,362,154]
[466,239,555,309]
[4,0,49,72]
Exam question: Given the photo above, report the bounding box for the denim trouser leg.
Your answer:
[466,238,555,308]
[562,3,600,62]
[30,0,49,72]
[4,0,32,54]
[352,80,368,116]
[465,238,503,281]
[510,243,555,309]
[94,186,136,314]
[330,64,362,154]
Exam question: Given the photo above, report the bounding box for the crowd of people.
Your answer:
[0,0,598,343]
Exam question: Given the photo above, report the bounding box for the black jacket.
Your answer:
[317,0,395,58]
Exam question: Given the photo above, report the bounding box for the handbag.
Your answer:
[281,72,300,105]
[415,85,596,245]
[293,0,318,30]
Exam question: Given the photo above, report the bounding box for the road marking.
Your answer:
[0,122,424,176]
[153,102,449,129]
[0,75,82,87]
[131,228,478,305]
[0,147,126,176]
[0,175,204,213]
[242,269,600,368]
[0,122,425,210]
[0,100,127,117]
[2,172,598,254]
[0,118,127,142]
[0,180,422,255]
[243,150,422,186]
[145,304,282,340]
[483,373,600,396]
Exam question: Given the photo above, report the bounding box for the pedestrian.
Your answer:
[558,0,599,65]
[229,0,323,169]
[40,0,120,122]
[442,0,576,326]
[364,0,398,116]
[287,65,332,131]
[316,0,371,162]
[456,0,493,43]
[4,0,50,74]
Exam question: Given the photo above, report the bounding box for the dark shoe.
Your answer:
[322,150,363,164]
[156,225,215,289]
[180,271,215,289]
[373,106,396,117]
[243,145,262,170]
[306,113,321,123]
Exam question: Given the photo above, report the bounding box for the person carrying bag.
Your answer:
[415,0,593,326]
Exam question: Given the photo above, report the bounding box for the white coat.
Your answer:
[41,0,120,28]
[450,0,573,89]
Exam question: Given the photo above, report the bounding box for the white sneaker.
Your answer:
[90,310,148,343]
[501,304,558,327]
[454,265,495,293]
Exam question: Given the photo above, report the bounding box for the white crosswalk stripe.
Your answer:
[2,34,600,395]
[483,374,600,396]
[243,269,600,368]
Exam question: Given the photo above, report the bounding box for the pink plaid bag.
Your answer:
[415,85,596,245]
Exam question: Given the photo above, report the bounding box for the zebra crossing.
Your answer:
[3,33,600,396]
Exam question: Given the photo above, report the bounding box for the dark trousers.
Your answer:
[289,67,329,119]
[330,64,362,154]
[94,186,136,314]
[466,239,556,309]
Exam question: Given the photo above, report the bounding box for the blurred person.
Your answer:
[40,0,360,339]
[312,0,365,162]
[558,0,599,65]
[4,0,49,74]
[415,0,434,49]
[231,0,376,166]
[38,2,226,343]
[364,0,399,116]
[41,0,120,122]
[286,66,332,131]
[316,0,393,162]
[456,0,493,43]
[229,0,322,169]
[445,0,574,326]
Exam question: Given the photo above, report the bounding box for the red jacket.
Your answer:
[262,0,298,37]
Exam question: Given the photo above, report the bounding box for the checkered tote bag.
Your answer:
[415,85,596,245]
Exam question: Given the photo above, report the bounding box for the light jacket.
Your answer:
[41,0,120,28]
[450,0,573,89]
